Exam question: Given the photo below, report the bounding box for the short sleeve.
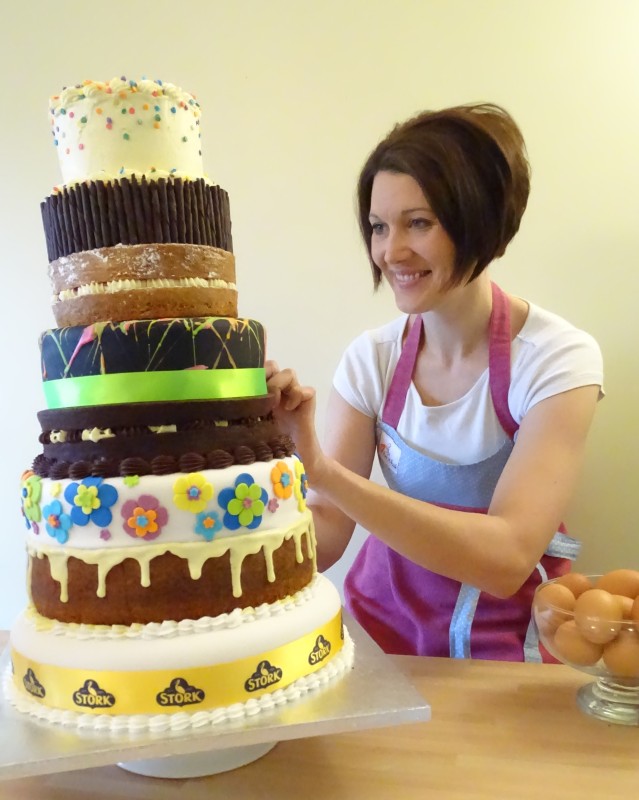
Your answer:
[509,307,604,420]
[332,331,386,419]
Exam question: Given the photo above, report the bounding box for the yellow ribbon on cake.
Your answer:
[42,368,267,408]
[11,612,343,715]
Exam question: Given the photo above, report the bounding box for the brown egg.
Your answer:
[555,572,592,598]
[596,569,639,599]
[574,589,623,644]
[553,620,603,666]
[534,582,576,634]
[615,595,634,620]
[603,629,639,678]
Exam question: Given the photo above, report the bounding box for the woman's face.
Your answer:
[369,170,458,314]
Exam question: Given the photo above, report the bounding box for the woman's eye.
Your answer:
[371,222,385,235]
[410,217,432,229]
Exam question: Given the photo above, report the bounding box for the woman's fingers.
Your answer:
[265,360,279,381]
[266,364,315,412]
[283,383,315,411]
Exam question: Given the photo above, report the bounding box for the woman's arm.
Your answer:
[311,384,600,597]
[267,361,599,597]
[265,362,377,570]
[308,388,378,570]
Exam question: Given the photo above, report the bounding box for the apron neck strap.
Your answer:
[488,282,519,439]
[381,282,519,438]
[381,313,422,430]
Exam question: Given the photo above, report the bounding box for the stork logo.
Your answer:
[73,679,115,709]
[308,635,331,665]
[377,431,400,472]
[244,660,283,692]
[156,677,206,707]
[23,668,46,698]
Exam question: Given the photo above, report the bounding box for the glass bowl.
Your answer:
[532,573,639,725]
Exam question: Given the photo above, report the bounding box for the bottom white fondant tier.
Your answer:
[8,574,354,733]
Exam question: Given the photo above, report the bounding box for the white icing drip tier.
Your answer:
[29,511,315,603]
[8,575,355,732]
[49,78,205,187]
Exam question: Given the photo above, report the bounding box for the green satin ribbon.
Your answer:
[43,368,267,409]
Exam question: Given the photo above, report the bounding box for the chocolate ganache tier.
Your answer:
[34,398,296,479]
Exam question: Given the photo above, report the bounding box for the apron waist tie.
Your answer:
[450,529,579,660]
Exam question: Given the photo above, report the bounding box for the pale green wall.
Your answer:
[1,0,637,625]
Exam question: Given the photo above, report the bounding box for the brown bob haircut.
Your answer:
[357,103,531,288]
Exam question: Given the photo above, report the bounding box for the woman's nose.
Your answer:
[383,227,410,264]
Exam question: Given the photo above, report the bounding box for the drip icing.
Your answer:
[28,512,316,602]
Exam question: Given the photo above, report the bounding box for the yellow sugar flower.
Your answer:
[270,461,294,500]
[173,473,214,514]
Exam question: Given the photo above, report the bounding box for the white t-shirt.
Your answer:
[333,302,604,466]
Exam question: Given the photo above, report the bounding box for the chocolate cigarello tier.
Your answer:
[41,177,233,261]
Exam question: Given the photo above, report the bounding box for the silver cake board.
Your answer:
[0,613,430,780]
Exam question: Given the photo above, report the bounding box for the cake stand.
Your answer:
[0,614,430,780]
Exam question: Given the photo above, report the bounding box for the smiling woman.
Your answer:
[368,172,458,316]
[359,104,530,291]
[266,103,604,663]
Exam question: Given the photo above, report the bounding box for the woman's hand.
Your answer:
[265,360,325,482]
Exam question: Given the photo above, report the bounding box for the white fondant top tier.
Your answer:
[49,77,205,187]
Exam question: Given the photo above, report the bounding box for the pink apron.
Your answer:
[343,283,580,661]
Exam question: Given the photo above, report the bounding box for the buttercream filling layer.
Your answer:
[54,277,237,303]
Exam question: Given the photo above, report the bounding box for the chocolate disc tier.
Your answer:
[49,243,237,326]
[41,177,232,262]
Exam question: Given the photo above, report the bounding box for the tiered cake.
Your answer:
[9,77,353,731]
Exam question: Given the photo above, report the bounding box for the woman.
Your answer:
[267,104,603,661]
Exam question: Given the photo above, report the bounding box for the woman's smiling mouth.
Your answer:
[390,269,431,285]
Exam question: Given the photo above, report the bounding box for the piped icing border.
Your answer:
[32,435,295,480]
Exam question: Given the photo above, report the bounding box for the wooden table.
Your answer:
[1,632,637,798]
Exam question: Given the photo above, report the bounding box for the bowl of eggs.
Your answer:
[532,569,639,725]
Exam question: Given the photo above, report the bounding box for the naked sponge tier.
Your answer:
[48,242,238,326]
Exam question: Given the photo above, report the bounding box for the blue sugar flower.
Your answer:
[218,473,268,531]
[42,500,73,544]
[194,509,224,541]
[64,477,118,527]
